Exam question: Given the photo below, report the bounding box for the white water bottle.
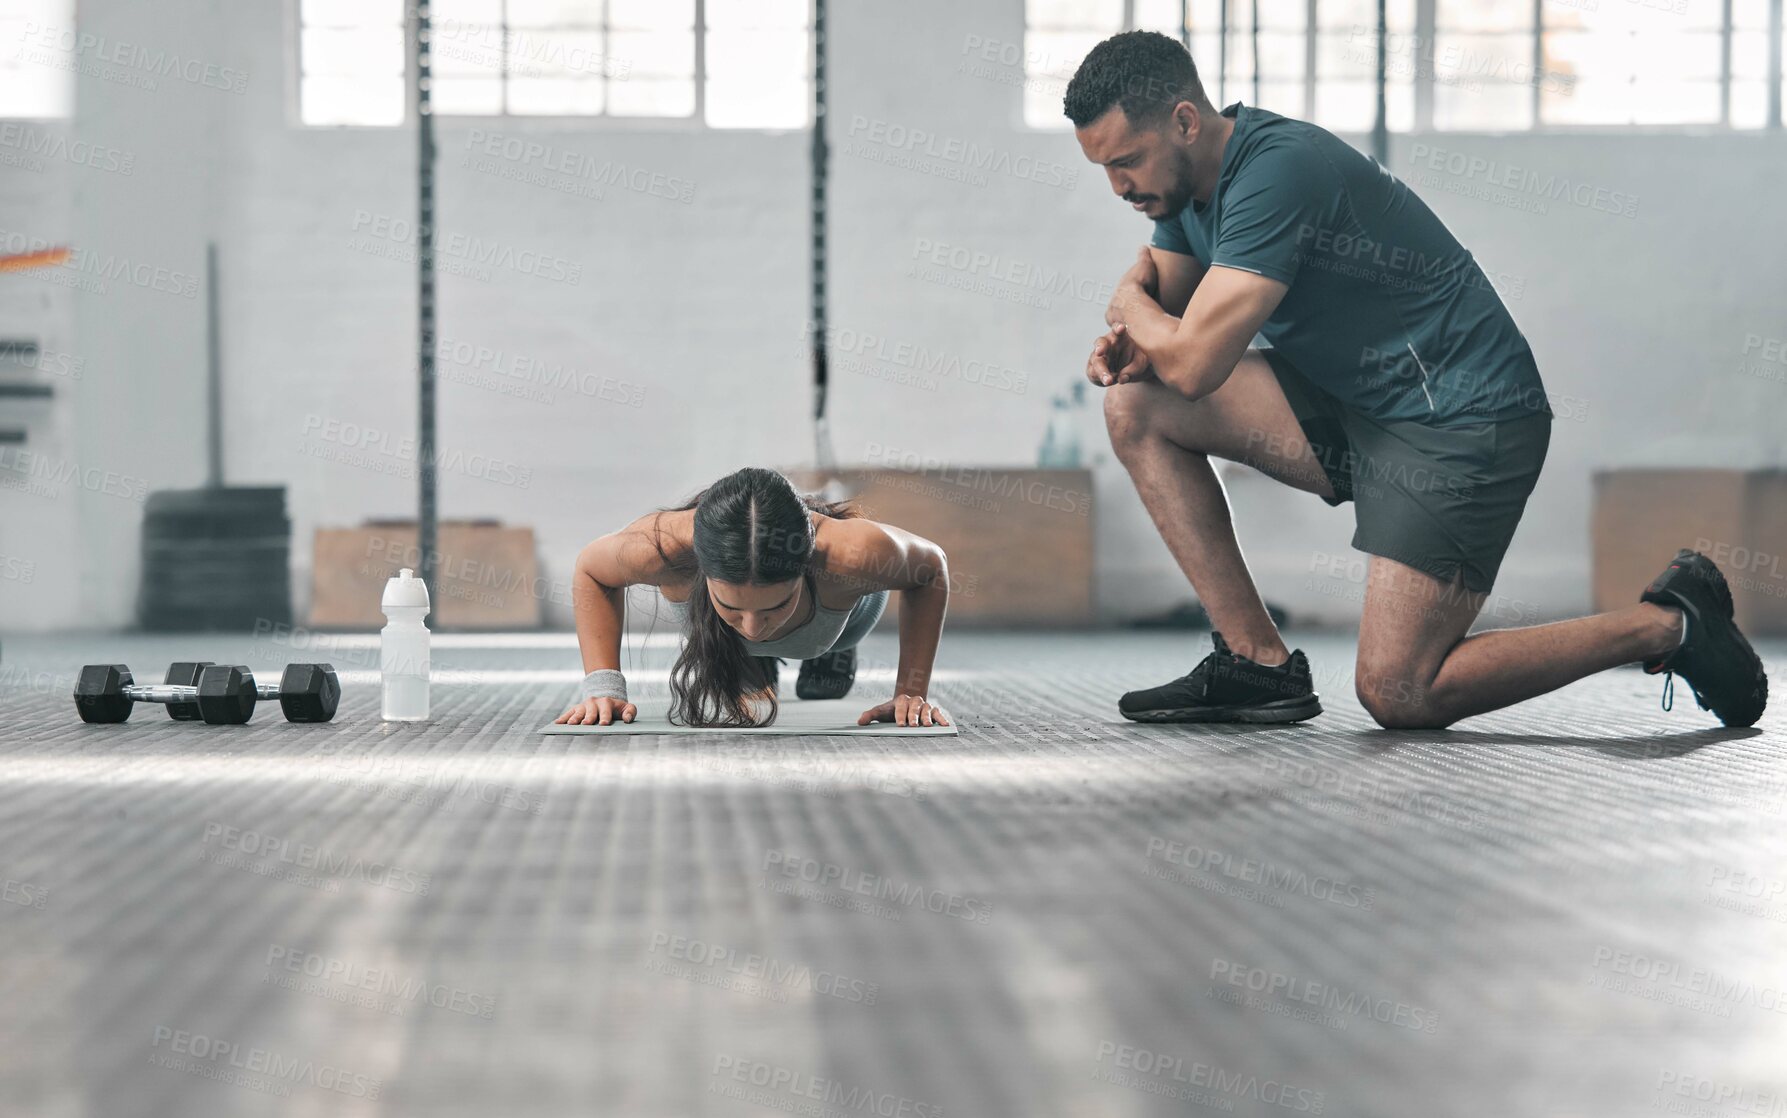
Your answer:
[380,567,432,721]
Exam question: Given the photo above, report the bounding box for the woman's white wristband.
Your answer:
[582,669,628,703]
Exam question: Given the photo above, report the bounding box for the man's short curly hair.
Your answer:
[1062,30,1209,128]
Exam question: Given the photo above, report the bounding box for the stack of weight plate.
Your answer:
[137,486,293,631]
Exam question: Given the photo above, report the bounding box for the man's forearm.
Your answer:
[1112,285,1180,356]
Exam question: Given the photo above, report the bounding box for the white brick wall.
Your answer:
[1,0,1782,632]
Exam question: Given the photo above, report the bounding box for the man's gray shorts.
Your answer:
[1261,348,1551,595]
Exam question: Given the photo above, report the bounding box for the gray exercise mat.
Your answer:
[539,697,959,736]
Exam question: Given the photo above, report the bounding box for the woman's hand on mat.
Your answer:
[1087,323,1152,387]
[556,697,636,726]
[858,694,950,728]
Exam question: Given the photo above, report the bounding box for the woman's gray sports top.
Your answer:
[659,572,860,659]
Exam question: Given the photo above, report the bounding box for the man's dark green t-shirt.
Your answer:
[1150,102,1551,427]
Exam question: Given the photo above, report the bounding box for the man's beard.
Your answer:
[1124,154,1198,219]
[1154,148,1199,218]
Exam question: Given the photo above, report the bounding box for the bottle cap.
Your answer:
[381,567,431,610]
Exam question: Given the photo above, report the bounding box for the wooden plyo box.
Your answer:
[1592,469,1787,635]
[310,521,544,629]
[788,467,1095,627]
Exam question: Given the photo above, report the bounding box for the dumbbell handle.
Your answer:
[128,682,286,704]
[125,682,278,706]
[123,683,216,704]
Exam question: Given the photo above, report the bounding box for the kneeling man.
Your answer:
[1066,31,1766,729]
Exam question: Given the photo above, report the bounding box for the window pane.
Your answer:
[1730,80,1767,127]
[1625,80,1721,124]
[1257,31,1308,75]
[1551,0,1721,32]
[301,75,405,124]
[1732,0,1769,27]
[610,29,694,78]
[1434,79,1533,128]
[707,29,809,79]
[1025,80,1070,127]
[1436,0,1532,33]
[1224,32,1258,78]
[708,0,809,28]
[1255,0,1309,32]
[506,76,606,114]
[1313,77,1413,130]
[1027,29,1108,82]
[1630,29,1722,78]
[431,21,505,76]
[501,30,606,77]
[1256,79,1307,112]
[1030,0,1124,27]
[1133,0,1184,33]
[303,0,401,26]
[1543,27,1724,110]
[3,0,75,119]
[1189,0,1222,31]
[0,64,72,118]
[707,80,809,127]
[303,28,405,77]
[1188,30,1221,79]
[1428,32,1536,92]
[513,28,618,79]
[1539,78,1630,123]
[433,0,502,22]
[1732,29,1770,79]
[1315,77,1376,128]
[432,75,503,113]
[1319,0,1416,30]
[605,76,695,116]
[507,0,603,28]
[1316,31,1375,80]
[608,0,694,30]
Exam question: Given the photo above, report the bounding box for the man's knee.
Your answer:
[1103,382,1155,449]
[1354,661,1451,729]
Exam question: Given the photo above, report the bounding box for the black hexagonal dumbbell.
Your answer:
[74,663,340,725]
[161,662,340,723]
[163,661,211,720]
[74,663,256,725]
[264,663,341,723]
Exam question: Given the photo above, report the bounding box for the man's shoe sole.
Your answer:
[1120,695,1325,724]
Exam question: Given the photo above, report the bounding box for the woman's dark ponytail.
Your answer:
[657,467,858,728]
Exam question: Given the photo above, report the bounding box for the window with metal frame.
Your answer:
[298,0,812,129]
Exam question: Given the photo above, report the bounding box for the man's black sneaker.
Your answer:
[1119,631,1323,723]
[1640,548,1768,727]
[796,646,857,700]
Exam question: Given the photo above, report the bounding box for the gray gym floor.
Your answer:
[3,628,1784,1117]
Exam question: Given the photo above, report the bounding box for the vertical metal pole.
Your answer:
[205,242,223,489]
[1251,0,1261,104]
[694,0,707,124]
[811,0,832,468]
[414,2,439,617]
[1720,0,1733,126]
[1413,0,1435,130]
[1303,0,1317,121]
[1219,0,1229,103]
[1372,0,1389,163]
[1179,0,1189,48]
[1531,0,1544,126]
[1769,0,1783,128]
